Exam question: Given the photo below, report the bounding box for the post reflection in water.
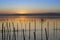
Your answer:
[0,16,60,40]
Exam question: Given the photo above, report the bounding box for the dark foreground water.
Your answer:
[0,16,60,40]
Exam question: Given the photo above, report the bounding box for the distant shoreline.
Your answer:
[0,13,60,18]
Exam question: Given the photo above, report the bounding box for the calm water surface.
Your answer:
[0,16,60,40]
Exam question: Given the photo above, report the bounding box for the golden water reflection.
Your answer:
[0,16,60,40]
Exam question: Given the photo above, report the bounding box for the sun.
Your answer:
[17,10,27,14]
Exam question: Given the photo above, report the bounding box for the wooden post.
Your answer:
[34,20,36,40]
[29,22,30,40]
[33,31,36,40]
[9,22,11,40]
[22,29,25,40]
[6,22,9,40]
[12,24,16,40]
[24,23,26,40]
[41,19,44,40]
[13,27,16,40]
[24,20,26,33]
[53,22,55,39]
[45,28,48,40]
[34,20,36,33]
[21,22,23,39]
[17,23,18,40]
[2,23,4,40]
[47,22,49,38]
[12,22,16,40]
[4,27,5,40]
[55,21,57,38]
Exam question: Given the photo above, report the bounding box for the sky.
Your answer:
[0,0,60,14]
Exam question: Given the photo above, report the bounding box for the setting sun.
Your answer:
[17,10,28,14]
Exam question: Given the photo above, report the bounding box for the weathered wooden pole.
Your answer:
[34,20,36,33]
[29,22,30,40]
[21,22,23,39]
[12,22,13,40]
[4,27,5,40]
[53,22,55,39]
[33,31,36,40]
[6,22,9,40]
[45,28,48,40]
[13,27,16,40]
[34,20,36,40]
[24,23,26,40]
[47,21,49,38]
[12,22,16,40]
[25,23,26,33]
[17,23,18,40]
[41,19,44,40]
[55,20,57,38]
[9,22,11,40]
[2,23,4,40]
[12,23,16,40]
[22,29,25,40]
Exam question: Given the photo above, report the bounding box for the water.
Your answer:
[0,16,60,40]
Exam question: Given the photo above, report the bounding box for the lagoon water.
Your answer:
[0,16,60,40]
